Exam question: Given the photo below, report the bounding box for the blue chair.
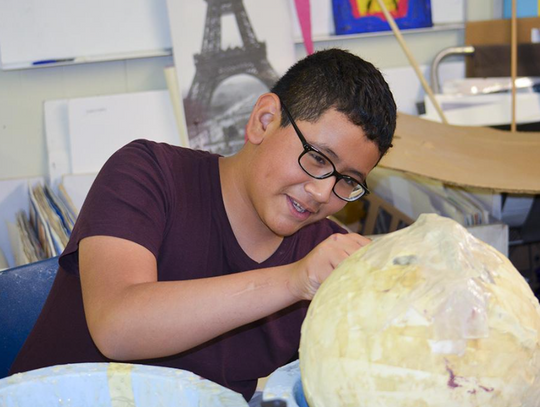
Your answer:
[0,257,59,379]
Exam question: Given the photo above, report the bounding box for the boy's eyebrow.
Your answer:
[314,142,367,182]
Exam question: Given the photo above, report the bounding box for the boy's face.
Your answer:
[249,107,381,238]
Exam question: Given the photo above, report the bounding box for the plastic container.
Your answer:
[0,363,248,407]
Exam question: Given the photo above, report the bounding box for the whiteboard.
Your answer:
[0,0,172,70]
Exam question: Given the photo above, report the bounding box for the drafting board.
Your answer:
[44,90,183,187]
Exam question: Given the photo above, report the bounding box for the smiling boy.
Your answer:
[10,48,396,401]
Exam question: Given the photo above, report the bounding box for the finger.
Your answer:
[347,232,372,247]
[330,232,370,246]
[336,236,371,258]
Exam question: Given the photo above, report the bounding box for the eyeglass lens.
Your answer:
[299,151,365,200]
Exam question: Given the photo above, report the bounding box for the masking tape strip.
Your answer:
[107,363,136,407]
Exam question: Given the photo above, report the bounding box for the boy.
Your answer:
[11,48,396,401]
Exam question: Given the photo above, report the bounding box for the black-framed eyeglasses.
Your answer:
[280,101,370,202]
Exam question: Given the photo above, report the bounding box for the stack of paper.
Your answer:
[44,184,77,233]
[29,184,74,258]
[58,173,97,215]
[7,211,46,266]
[6,183,76,267]
[369,167,496,227]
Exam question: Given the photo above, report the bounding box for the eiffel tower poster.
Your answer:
[167,0,296,156]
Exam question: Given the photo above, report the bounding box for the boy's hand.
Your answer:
[289,233,371,301]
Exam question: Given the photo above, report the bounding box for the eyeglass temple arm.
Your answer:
[279,100,311,149]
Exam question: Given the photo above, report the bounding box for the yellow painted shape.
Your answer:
[354,0,398,14]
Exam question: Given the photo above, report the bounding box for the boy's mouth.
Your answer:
[291,199,307,213]
[287,195,315,220]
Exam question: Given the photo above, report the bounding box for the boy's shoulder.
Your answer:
[122,139,215,158]
[111,139,219,169]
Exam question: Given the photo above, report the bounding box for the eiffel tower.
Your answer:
[186,0,279,117]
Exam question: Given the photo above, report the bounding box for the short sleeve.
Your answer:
[59,140,173,274]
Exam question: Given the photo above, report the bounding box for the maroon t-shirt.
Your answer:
[10,139,345,400]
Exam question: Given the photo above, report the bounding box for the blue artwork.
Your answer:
[333,0,432,35]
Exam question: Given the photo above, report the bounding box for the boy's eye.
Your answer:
[309,152,328,166]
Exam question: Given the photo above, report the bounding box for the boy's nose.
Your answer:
[304,176,335,204]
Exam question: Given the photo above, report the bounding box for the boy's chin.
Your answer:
[269,218,317,238]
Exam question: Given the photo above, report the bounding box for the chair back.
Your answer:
[0,257,59,378]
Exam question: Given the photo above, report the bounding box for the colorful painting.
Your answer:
[333,0,432,35]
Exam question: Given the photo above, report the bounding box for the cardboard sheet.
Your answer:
[464,17,540,46]
[464,17,540,77]
[379,113,540,194]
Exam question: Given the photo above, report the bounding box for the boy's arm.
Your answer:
[79,232,369,361]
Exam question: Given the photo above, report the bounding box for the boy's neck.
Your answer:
[218,153,283,264]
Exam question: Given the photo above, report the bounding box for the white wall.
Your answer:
[0,0,497,181]
[0,56,173,180]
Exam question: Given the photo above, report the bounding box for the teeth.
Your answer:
[292,199,307,213]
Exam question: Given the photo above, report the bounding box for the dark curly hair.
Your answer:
[271,48,397,157]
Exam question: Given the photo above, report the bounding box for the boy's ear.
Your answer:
[245,93,281,145]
